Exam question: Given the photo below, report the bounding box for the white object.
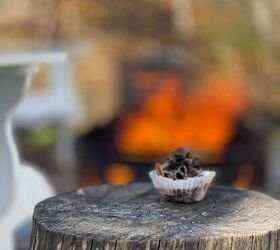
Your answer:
[0,53,65,250]
[149,170,216,201]
[14,58,80,172]
[14,59,79,127]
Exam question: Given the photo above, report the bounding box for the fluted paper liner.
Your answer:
[149,170,216,202]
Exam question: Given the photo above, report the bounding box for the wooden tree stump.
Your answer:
[30,183,280,250]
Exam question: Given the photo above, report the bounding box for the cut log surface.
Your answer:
[30,183,280,250]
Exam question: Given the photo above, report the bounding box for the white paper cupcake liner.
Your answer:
[149,170,216,202]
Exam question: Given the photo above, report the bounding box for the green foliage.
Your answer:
[26,125,55,147]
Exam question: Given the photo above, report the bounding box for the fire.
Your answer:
[234,164,254,189]
[105,163,135,184]
[116,72,248,157]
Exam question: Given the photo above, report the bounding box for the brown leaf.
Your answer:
[155,163,164,176]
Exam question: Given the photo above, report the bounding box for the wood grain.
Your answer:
[30,183,280,250]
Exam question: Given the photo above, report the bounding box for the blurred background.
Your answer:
[2,0,280,248]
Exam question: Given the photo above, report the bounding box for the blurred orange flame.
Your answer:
[234,164,254,189]
[105,163,135,184]
[116,72,248,157]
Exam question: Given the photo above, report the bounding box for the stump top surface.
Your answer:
[34,183,280,241]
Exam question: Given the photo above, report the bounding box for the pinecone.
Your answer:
[161,148,202,180]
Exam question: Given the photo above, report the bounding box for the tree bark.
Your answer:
[30,183,280,250]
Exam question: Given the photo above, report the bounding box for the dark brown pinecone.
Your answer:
[162,148,202,180]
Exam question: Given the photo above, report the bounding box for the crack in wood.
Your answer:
[157,239,161,250]
[230,236,233,250]
[59,234,65,250]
